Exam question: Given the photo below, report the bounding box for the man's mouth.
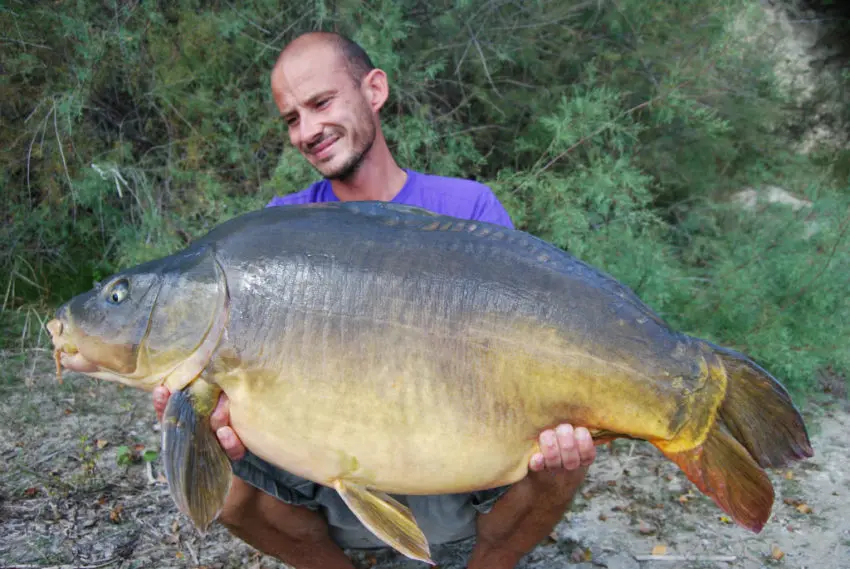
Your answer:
[309,135,340,160]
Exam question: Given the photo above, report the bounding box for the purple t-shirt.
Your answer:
[266,169,514,229]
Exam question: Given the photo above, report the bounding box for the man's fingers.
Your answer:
[555,424,581,470]
[529,453,545,472]
[209,393,246,460]
[540,430,562,471]
[152,386,170,422]
[216,426,246,461]
[210,392,231,432]
[575,427,596,466]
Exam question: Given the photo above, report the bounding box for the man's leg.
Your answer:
[219,477,356,569]
[466,466,589,569]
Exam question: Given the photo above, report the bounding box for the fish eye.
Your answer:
[106,279,129,304]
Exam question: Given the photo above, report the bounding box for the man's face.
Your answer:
[271,44,377,181]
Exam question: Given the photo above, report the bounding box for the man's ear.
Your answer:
[361,68,389,112]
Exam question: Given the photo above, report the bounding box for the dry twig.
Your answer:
[634,555,737,561]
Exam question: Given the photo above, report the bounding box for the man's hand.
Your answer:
[528,424,596,473]
[152,385,247,461]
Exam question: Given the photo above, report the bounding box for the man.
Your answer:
[152,31,596,569]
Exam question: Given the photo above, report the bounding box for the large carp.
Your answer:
[47,201,813,564]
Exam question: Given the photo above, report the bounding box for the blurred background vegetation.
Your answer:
[1,0,848,399]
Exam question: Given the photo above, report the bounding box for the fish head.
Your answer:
[47,246,228,391]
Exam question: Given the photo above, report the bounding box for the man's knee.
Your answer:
[219,476,261,529]
[220,476,332,543]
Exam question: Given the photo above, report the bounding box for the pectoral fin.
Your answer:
[333,479,433,565]
[161,382,232,534]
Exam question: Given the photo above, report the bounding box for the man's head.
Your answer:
[271,32,389,181]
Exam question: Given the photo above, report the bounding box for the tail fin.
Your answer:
[654,344,813,532]
[711,344,813,467]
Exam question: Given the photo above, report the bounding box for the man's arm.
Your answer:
[467,426,595,569]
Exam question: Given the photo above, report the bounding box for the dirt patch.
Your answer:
[1,350,848,569]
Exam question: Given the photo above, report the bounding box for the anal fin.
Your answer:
[655,422,774,532]
[333,479,433,565]
[162,382,233,534]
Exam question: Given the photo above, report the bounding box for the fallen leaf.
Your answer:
[598,512,608,521]
[771,545,784,560]
[652,545,668,555]
[677,494,690,504]
[784,470,795,480]
[96,439,108,449]
[719,515,733,524]
[638,520,655,534]
[795,503,812,514]
[109,504,123,523]
[23,487,39,497]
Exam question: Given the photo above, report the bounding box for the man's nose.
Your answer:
[299,114,323,144]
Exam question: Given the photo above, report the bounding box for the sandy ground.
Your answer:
[1,349,847,569]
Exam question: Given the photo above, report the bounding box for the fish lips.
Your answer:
[57,350,100,374]
[46,305,138,378]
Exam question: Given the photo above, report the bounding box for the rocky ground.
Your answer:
[1,349,848,569]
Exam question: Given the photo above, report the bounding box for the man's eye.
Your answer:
[285,116,298,126]
[316,99,329,109]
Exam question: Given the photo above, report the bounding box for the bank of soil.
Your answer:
[1,350,848,569]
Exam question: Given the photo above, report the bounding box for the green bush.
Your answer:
[2,0,847,397]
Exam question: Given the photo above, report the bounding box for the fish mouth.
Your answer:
[47,317,99,382]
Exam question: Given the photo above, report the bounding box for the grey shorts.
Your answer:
[231,450,513,551]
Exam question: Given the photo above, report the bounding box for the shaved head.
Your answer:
[278,31,375,86]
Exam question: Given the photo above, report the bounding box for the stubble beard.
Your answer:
[318,108,377,182]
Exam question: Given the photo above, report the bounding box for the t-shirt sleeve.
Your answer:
[471,189,515,229]
[265,187,317,207]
